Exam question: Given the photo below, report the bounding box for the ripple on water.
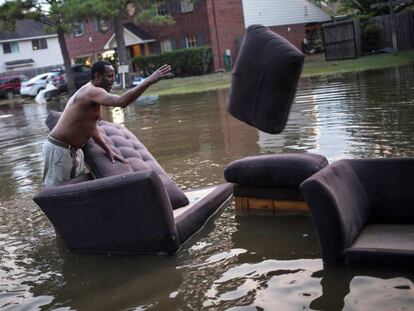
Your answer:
[344,277,414,311]
[202,259,323,310]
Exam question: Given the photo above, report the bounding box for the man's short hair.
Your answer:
[91,61,112,80]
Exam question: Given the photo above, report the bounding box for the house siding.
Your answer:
[242,0,330,27]
[0,37,63,74]
[269,24,307,51]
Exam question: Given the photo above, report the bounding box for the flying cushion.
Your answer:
[45,111,189,209]
[228,24,304,134]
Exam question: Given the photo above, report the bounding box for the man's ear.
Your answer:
[94,72,102,81]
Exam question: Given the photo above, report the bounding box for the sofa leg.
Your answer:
[234,196,309,216]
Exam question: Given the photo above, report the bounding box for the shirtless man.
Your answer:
[42,61,171,188]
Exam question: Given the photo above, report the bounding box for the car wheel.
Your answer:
[37,88,45,94]
[5,90,14,100]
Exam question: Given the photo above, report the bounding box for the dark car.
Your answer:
[48,64,91,93]
[0,75,28,99]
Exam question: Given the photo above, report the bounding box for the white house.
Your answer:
[241,0,331,51]
[242,0,331,27]
[0,19,63,75]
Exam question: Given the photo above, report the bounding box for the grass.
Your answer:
[142,49,414,96]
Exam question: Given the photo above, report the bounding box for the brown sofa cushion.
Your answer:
[228,24,304,134]
[46,111,189,209]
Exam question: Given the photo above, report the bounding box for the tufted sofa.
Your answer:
[33,111,232,254]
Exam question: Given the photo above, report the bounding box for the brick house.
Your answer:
[65,0,330,72]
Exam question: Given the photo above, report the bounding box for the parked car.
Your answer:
[20,72,55,97]
[0,75,28,99]
[131,75,147,86]
[48,64,92,93]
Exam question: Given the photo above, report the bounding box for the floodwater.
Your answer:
[0,65,414,310]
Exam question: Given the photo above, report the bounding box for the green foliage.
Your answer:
[69,0,174,24]
[133,46,213,77]
[339,0,414,17]
[363,23,382,50]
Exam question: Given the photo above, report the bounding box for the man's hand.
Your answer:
[146,64,172,85]
[107,150,128,164]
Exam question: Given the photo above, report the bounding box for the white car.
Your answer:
[131,76,147,86]
[20,72,55,97]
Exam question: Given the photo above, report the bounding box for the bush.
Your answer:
[133,46,212,77]
[363,23,382,51]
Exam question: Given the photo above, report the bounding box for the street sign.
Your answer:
[118,65,129,74]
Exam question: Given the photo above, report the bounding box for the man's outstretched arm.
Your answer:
[94,64,171,108]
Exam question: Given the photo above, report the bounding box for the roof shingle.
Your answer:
[0,19,56,41]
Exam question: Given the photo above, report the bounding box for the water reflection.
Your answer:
[0,65,413,310]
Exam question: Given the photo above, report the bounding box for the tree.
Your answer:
[339,0,414,17]
[0,0,78,94]
[68,0,174,87]
[311,0,341,15]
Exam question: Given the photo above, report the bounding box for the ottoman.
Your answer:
[224,153,328,215]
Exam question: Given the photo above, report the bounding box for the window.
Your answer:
[185,35,198,48]
[181,0,194,13]
[95,18,111,32]
[157,1,168,15]
[2,42,19,54]
[160,39,172,52]
[71,22,85,37]
[32,38,48,50]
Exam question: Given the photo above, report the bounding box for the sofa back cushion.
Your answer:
[228,24,304,134]
[46,111,189,209]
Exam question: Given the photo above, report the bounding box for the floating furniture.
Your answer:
[33,111,232,254]
[300,158,414,267]
[224,153,328,216]
[228,24,304,134]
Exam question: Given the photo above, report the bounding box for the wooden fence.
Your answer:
[323,11,414,60]
[369,11,414,51]
[322,18,358,60]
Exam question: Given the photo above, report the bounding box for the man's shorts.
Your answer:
[42,136,84,188]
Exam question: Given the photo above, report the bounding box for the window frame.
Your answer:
[160,39,173,52]
[32,38,48,50]
[180,0,194,13]
[2,42,20,54]
[185,35,198,48]
[157,1,168,15]
[71,22,85,37]
[95,18,111,32]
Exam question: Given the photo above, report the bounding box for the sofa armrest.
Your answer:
[300,160,371,264]
[33,170,180,254]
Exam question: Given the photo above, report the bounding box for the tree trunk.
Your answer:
[114,11,131,88]
[57,25,76,94]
